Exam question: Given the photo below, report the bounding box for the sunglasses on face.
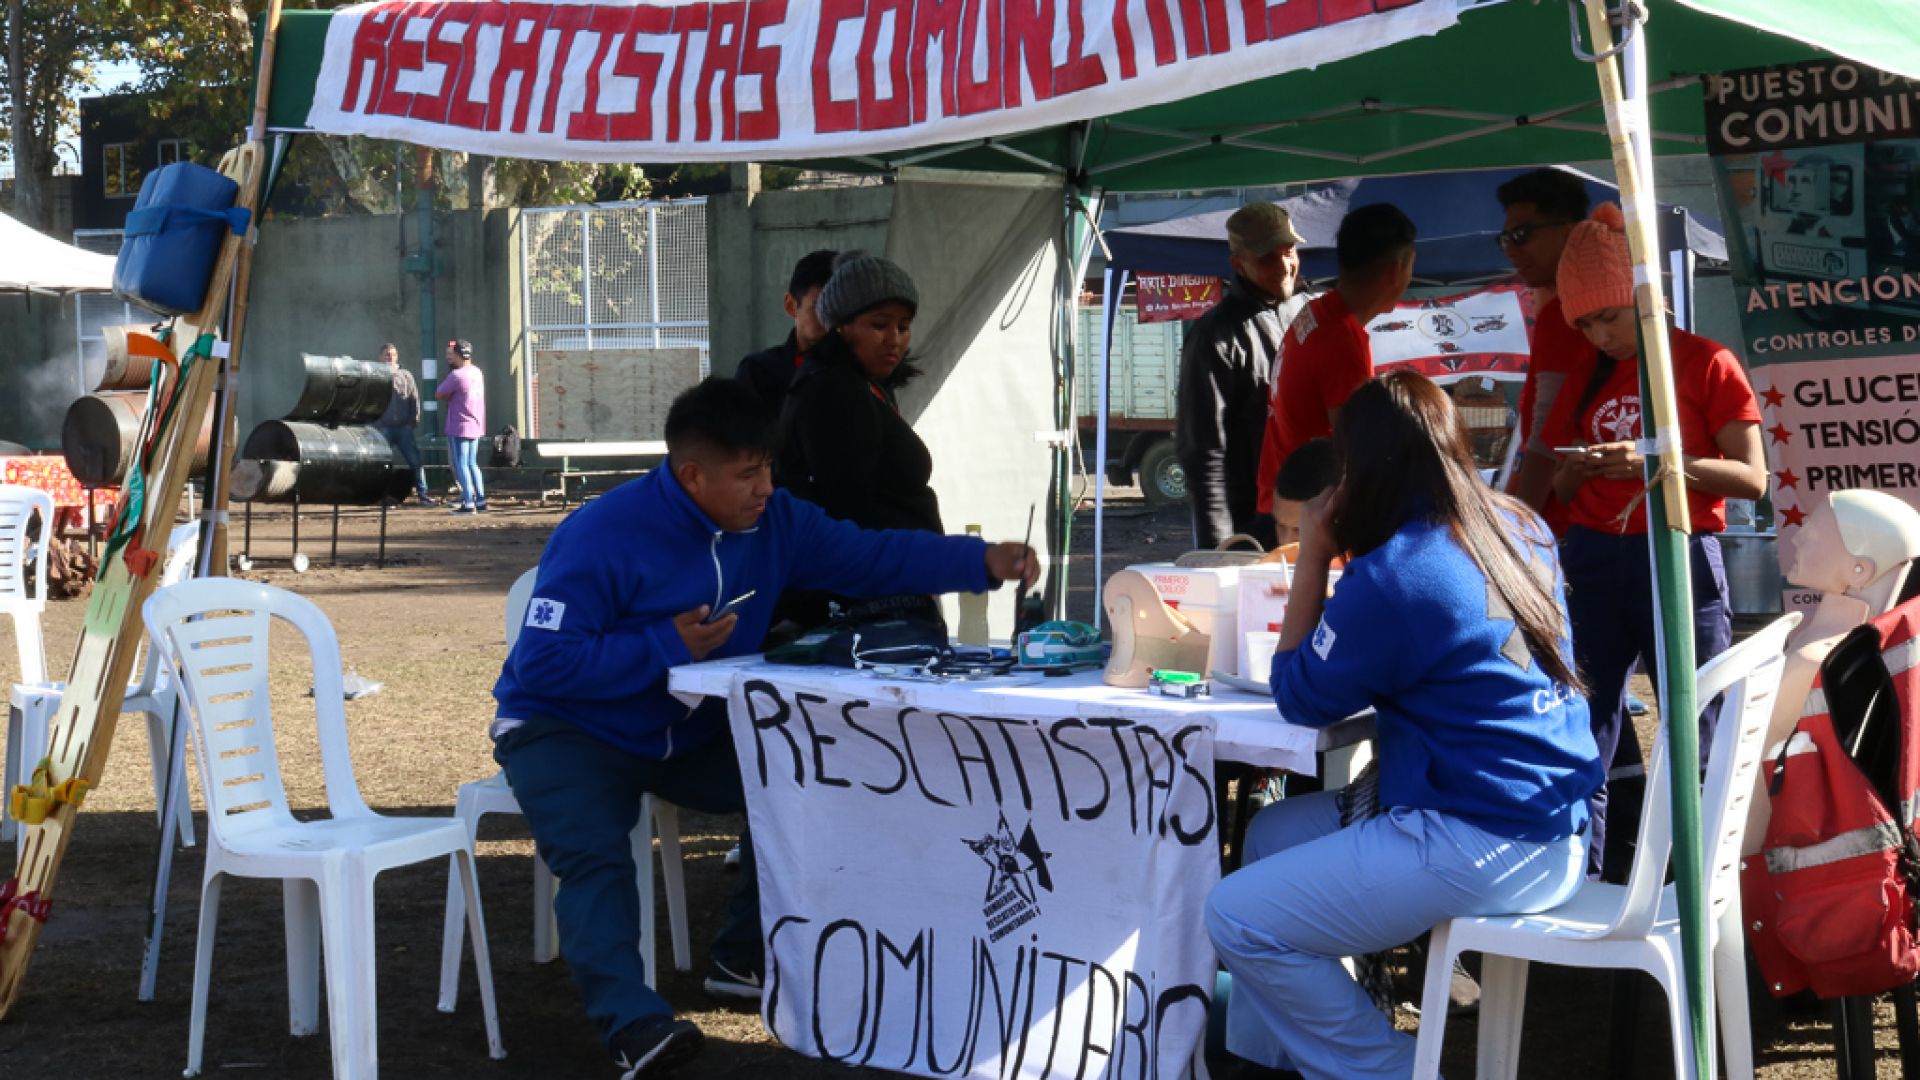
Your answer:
[1496,221,1573,249]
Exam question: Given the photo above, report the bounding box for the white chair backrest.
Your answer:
[130,524,204,697]
[144,577,368,845]
[0,484,55,613]
[1606,612,1800,940]
[504,568,538,651]
[1698,613,1798,918]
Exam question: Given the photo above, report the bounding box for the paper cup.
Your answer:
[1242,631,1280,682]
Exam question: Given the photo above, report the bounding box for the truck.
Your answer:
[1073,305,1187,506]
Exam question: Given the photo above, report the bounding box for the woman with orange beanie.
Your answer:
[1539,202,1767,879]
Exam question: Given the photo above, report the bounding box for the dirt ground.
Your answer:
[0,484,1892,1078]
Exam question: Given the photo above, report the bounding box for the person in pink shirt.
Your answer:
[437,338,488,513]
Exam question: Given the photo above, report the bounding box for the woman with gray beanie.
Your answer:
[775,251,944,623]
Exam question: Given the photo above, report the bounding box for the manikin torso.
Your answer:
[1742,499,1914,854]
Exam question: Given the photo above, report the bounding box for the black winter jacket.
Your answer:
[776,351,941,535]
[734,332,803,415]
[1174,275,1310,549]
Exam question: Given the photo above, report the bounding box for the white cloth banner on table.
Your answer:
[304,0,1461,163]
[726,676,1221,1080]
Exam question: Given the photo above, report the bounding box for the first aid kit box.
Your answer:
[1132,563,1239,676]
[114,163,244,316]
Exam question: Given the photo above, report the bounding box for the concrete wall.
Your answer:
[705,183,893,376]
[243,206,519,440]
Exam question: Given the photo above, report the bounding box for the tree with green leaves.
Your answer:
[2,0,123,229]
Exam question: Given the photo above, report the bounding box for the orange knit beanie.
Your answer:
[1557,202,1634,325]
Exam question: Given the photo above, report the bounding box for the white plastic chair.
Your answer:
[5,522,199,848]
[1412,613,1800,1080]
[0,483,55,686]
[144,577,505,1080]
[436,568,691,1011]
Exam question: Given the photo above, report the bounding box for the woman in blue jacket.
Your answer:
[1206,370,1602,1079]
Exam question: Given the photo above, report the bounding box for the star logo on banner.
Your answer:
[1781,504,1807,529]
[1775,468,1800,490]
[1768,422,1794,445]
[963,813,1053,907]
[1761,149,1795,185]
[1760,384,1785,409]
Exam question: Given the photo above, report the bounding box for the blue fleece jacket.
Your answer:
[1271,515,1602,841]
[493,465,990,759]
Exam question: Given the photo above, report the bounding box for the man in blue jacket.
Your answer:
[492,377,1035,1079]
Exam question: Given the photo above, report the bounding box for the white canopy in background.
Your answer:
[0,213,116,294]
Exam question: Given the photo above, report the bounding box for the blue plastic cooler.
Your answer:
[113,163,250,316]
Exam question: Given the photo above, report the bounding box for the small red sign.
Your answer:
[1135,273,1222,323]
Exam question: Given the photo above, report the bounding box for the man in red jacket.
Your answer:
[1256,204,1415,510]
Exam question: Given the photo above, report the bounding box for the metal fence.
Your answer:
[71,229,161,397]
[520,200,709,437]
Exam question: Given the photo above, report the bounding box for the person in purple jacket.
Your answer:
[436,338,488,514]
[492,377,1036,1079]
[1205,370,1601,1080]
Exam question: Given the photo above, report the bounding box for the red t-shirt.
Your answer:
[1539,328,1761,535]
[1257,291,1370,513]
[1516,295,1594,535]
[1516,296,1592,447]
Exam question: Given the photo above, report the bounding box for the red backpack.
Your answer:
[1742,599,1920,999]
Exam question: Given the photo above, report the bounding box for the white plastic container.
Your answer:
[1236,563,1293,677]
[1235,562,1345,677]
[1131,563,1240,676]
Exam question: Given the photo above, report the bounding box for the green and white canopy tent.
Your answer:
[252,1,1920,1072]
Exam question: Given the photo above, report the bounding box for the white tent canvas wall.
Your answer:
[0,214,116,294]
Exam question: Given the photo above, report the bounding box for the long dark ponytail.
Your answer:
[1329,370,1585,692]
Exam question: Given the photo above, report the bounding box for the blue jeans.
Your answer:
[1206,792,1585,1079]
[494,705,762,1043]
[1560,527,1732,879]
[450,436,486,507]
[378,425,429,499]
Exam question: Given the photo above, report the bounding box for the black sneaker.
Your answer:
[451,504,476,515]
[475,499,490,513]
[611,1016,703,1079]
[703,958,763,1000]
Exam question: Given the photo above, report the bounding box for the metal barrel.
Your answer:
[230,458,300,503]
[96,325,159,391]
[61,392,212,487]
[240,421,410,505]
[285,354,396,425]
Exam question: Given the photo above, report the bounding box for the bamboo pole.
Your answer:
[1580,2,1711,1076]
[205,0,286,573]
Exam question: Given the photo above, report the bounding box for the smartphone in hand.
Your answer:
[703,589,757,624]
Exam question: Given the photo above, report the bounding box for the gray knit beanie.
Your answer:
[815,252,919,329]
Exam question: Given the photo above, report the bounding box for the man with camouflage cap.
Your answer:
[1175,202,1312,550]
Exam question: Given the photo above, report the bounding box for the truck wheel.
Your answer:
[1137,439,1186,507]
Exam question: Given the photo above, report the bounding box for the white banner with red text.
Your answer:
[727,676,1221,1080]
[307,0,1459,161]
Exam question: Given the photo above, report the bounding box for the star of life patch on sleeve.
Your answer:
[526,598,565,631]
[1311,619,1336,660]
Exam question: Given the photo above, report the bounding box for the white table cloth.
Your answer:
[666,657,1373,1080]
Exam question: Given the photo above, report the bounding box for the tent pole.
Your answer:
[1582,2,1709,1077]
[1056,179,1102,622]
[1093,267,1119,631]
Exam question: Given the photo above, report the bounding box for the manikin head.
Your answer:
[1786,489,1920,605]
